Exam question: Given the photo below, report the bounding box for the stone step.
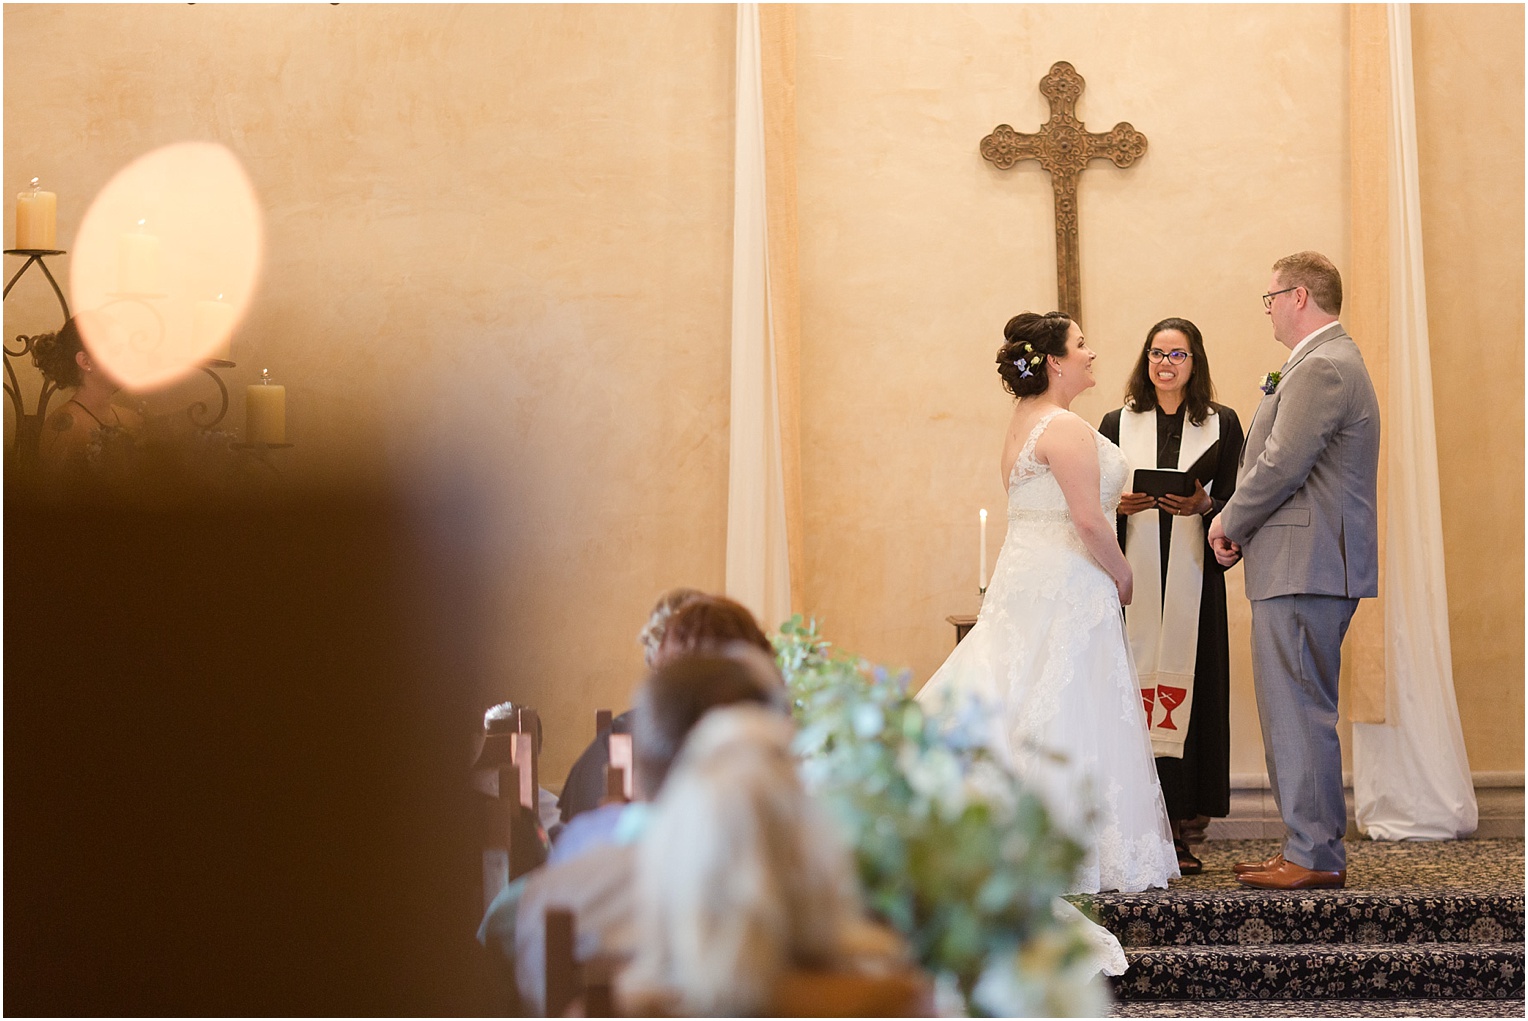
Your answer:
[1111,941,1525,1001]
[1091,889,1524,947]
[1110,996,1527,1017]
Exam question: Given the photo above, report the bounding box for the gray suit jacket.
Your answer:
[1219,323,1380,601]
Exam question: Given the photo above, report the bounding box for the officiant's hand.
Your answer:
[1117,492,1156,516]
[1159,480,1212,517]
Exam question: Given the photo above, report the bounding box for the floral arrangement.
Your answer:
[1258,370,1282,395]
[774,615,1109,1017]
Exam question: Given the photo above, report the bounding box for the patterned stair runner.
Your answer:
[1090,837,1525,1018]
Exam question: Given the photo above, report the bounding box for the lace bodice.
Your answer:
[1007,408,1131,519]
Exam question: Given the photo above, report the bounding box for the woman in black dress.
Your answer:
[1100,317,1243,875]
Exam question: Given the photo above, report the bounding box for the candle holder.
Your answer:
[4,249,73,468]
[230,440,293,477]
[188,362,234,429]
[3,250,237,466]
[99,293,170,360]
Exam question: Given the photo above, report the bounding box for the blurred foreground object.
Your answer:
[776,615,1111,1017]
[5,476,500,1014]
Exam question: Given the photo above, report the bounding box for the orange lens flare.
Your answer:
[69,143,263,391]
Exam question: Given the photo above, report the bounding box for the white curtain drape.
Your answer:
[725,2,792,630]
[1352,3,1478,840]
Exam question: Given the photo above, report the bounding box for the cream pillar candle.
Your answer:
[246,369,286,444]
[194,295,235,361]
[15,178,57,250]
[979,508,988,592]
[117,220,162,294]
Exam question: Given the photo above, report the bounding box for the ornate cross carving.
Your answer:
[981,62,1147,318]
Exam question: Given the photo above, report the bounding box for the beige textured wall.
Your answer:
[4,4,737,782]
[794,3,1350,779]
[1412,4,1525,774]
[5,4,1519,784]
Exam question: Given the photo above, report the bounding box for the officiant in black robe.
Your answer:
[1100,318,1244,875]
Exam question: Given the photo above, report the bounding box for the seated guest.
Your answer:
[555,587,704,827]
[550,595,778,866]
[471,701,562,839]
[619,705,920,1017]
[470,703,553,904]
[480,649,784,1014]
[31,315,143,475]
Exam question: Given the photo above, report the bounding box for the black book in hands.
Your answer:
[1131,442,1219,499]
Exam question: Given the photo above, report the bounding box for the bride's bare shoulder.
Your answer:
[1032,410,1097,463]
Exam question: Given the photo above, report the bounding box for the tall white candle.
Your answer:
[979,508,988,592]
[194,294,235,361]
[15,178,57,250]
[117,219,162,294]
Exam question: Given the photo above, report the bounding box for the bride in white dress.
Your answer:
[919,312,1178,899]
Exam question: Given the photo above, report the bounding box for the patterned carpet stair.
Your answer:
[1091,837,1525,1017]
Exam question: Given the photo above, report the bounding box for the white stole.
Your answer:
[1118,408,1219,759]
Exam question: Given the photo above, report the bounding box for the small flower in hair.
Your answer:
[1013,358,1033,379]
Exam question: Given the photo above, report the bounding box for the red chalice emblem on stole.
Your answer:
[1155,686,1188,730]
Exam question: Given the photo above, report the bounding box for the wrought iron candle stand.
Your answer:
[230,440,295,476]
[3,249,238,470]
[4,248,70,467]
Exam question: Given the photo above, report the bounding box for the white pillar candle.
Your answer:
[246,369,286,444]
[979,508,988,592]
[15,179,57,250]
[194,295,235,361]
[117,220,161,294]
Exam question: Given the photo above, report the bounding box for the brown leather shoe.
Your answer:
[1234,858,1345,890]
[1233,852,1284,876]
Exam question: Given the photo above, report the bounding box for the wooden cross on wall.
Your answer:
[981,61,1148,318]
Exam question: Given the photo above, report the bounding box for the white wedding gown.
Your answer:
[919,407,1178,899]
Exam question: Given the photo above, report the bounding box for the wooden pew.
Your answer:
[479,704,547,910]
[605,732,634,804]
[544,907,617,1018]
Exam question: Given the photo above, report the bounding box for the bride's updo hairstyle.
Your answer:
[997,311,1072,399]
[31,317,86,389]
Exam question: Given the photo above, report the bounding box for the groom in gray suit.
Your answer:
[1207,251,1380,890]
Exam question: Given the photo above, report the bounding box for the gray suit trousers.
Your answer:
[1250,594,1359,872]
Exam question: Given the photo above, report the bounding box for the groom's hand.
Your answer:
[1208,517,1242,567]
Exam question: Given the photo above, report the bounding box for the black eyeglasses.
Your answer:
[1147,349,1191,365]
[1262,286,1299,310]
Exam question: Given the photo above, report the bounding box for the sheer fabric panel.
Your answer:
[1352,3,1478,840]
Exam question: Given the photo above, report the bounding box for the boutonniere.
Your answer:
[1258,370,1282,395]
